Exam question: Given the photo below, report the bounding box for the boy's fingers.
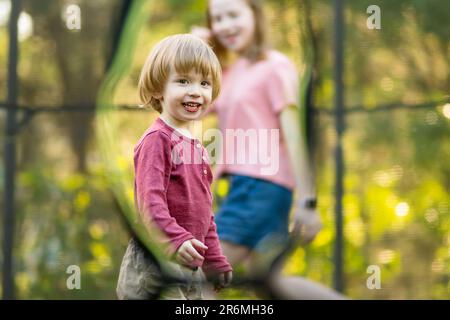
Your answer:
[176,253,187,264]
[176,248,193,262]
[176,255,189,266]
[224,272,232,286]
[180,251,194,262]
[214,277,223,291]
[191,239,208,250]
[186,246,204,261]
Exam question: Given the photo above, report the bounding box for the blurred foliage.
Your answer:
[0,0,448,299]
[12,165,129,298]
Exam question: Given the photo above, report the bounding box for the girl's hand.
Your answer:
[294,207,322,244]
[175,239,208,269]
[191,26,212,43]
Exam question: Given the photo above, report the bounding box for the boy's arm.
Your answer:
[202,214,232,274]
[135,131,194,256]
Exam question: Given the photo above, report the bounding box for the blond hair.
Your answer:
[138,34,222,113]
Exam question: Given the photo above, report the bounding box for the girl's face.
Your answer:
[209,0,255,54]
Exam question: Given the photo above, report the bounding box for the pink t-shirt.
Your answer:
[210,50,298,190]
[134,118,232,273]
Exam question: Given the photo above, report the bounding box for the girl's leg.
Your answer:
[264,260,347,300]
[220,240,252,266]
[247,247,347,299]
[269,275,347,300]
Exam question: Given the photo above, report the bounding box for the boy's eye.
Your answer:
[177,79,188,84]
[201,81,211,86]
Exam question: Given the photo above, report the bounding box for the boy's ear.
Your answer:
[153,93,163,101]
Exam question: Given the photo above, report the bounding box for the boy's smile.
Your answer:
[158,69,213,129]
[182,101,202,113]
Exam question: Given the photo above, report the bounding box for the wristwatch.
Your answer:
[303,198,317,209]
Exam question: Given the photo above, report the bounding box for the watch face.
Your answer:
[305,199,317,209]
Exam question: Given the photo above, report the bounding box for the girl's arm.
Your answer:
[280,105,322,243]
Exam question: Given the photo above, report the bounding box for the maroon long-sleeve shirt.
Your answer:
[134,117,232,274]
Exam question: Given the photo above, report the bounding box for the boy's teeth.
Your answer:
[183,103,200,112]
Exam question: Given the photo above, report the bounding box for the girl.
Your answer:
[193,0,344,299]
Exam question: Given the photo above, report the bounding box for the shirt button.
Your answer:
[196,143,201,149]
[202,156,207,161]
[203,169,207,175]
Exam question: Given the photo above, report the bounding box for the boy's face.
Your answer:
[157,68,213,125]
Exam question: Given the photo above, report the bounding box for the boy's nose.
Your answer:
[188,84,201,97]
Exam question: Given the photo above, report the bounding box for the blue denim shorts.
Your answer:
[215,175,293,250]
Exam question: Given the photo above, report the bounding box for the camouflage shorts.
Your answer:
[116,237,205,300]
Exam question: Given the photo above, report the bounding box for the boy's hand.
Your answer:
[175,239,208,269]
[212,271,233,292]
